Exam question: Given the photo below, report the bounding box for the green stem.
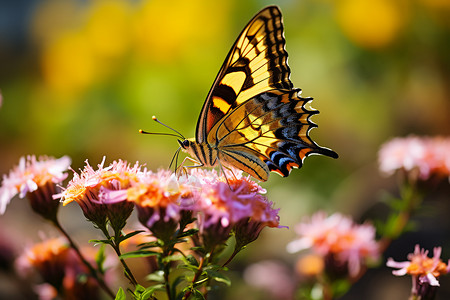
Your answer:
[222,248,239,268]
[52,219,115,299]
[163,254,172,300]
[101,226,139,286]
[182,256,205,300]
[379,181,423,253]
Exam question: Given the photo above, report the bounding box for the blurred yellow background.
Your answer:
[0,0,449,299]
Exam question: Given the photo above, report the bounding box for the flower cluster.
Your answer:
[0,155,71,219]
[387,244,450,299]
[57,158,281,248]
[15,238,102,299]
[287,211,379,278]
[378,136,450,181]
[1,155,284,298]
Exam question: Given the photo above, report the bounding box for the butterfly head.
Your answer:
[178,138,198,153]
[178,138,203,162]
[178,139,190,150]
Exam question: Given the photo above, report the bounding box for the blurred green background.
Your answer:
[0,0,449,299]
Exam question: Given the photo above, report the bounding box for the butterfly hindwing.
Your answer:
[196,6,292,143]
[211,89,337,180]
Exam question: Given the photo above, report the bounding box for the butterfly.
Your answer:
[176,5,338,181]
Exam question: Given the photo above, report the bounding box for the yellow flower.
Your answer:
[132,0,230,62]
[84,0,132,60]
[335,0,409,49]
[41,30,97,95]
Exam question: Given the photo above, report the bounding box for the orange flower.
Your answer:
[16,238,69,289]
[387,244,449,297]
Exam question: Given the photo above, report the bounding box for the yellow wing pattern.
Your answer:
[196,6,291,143]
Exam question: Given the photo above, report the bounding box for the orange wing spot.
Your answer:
[272,168,285,177]
[285,162,299,172]
[299,148,311,160]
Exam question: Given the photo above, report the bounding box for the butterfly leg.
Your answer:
[217,159,239,190]
[176,156,204,177]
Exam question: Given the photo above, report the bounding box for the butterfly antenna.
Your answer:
[139,130,183,138]
[152,116,185,140]
[169,147,182,170]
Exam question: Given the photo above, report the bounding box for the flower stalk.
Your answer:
[51,218,115,299]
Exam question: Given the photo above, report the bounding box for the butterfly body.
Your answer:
[179,6,337,182]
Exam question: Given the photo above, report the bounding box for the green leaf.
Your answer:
[204,269,231,286]
[330,279,351,298]
[95,244,106,274]
[164,238,188,248]
[193,277,208,286]
[172,275,186,288]
[190,247,206,255]
[145,270,165,283]
[89,238,112,246]
[115,287,126,300]
[117,230,146,244]
[177,263,200,272]
[138,241,162,249]
[192,289,206,300]
[177,228,199,238]
[162,253,184,263]
[185,254,199,267]
[203,264,227,273]
[133,284,164,300]
[120,250,160,260]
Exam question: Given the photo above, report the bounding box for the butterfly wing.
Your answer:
[196,6,291,143]
[194,5,337,181]
[211,89,338,181]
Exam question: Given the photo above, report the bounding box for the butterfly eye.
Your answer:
[178,139,190,149]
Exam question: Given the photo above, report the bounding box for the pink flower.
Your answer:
[16,238,104,299]
[0,155,71,215]
[378,136,450,181]
[15,238,70,288]
[59,158,141,229]
[387,244,449,296]
[186,168,282,250]
[244,260,295,300]
[125,170,187,224]
[287,211,379,278]
[191,168,270,227]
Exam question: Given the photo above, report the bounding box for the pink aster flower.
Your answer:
[59,158,141,230]
[16,238,104,299]
[0,155,71,219]
[244,260,295,300]
[188,168,282,251]
[287,211,379,278]
[15,238,70,290]
[378,136,450,181]
[115,169,191,241]
[387,244,449,299]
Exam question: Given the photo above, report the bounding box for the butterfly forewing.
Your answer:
[196,6,292,143]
